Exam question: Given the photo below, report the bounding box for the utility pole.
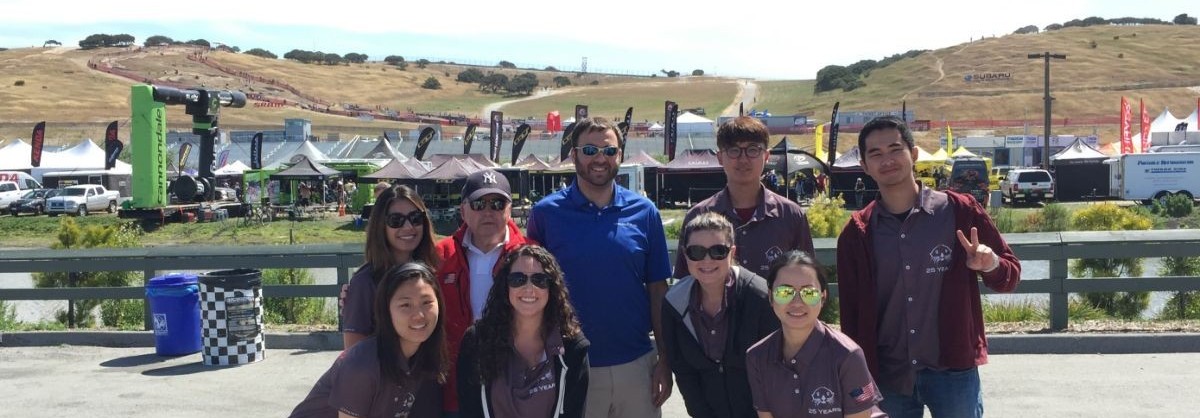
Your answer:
[1028,52,1066,169]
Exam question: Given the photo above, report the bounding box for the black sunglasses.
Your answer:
[576,145,619,157]
[385,210,426,228]
[507,272,551,289]
[684,244,732,261]
[468,198,508,211]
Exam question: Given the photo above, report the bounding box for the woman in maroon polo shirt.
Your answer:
[292,262,449,418]
[456,245,590,418]
[745,251,886,418]
[343,185,441,349]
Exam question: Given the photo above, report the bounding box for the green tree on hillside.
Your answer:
[506,72,539,95]
[323,53,342,65]
[344,53,368,63]
[1044,23,1064,31]
[553,75,571,88]
[544,66,558,71]
[692,69,704,76]
[43,40,61,47]
[814,65,863,93]
[144,35,173,46]
[1175,13,1198,25]
[244,48,277,59]
[384,55,405,65]
[1013,25,1039,34]
[457,68,486,83]
[185,39,211,47]
[498,60,517,69]
[480,73,509,93]
[416,59,430,69]
[422,76,442,90]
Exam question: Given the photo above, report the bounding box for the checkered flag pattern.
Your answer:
[199,283,266,366]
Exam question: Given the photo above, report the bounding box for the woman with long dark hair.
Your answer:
[292,262,450,418]
[343,184,440,349]
[745,251,885,418]
[662,211,779,418]
[456,245,589,418]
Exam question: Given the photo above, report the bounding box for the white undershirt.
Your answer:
[463,228,509,320]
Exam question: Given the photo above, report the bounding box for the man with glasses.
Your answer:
[674,116,814,280]
[528,117,674,418]
[435,169,535,416]
[837,116,1020,418]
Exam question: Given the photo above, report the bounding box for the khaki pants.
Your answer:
[585,350,661,418]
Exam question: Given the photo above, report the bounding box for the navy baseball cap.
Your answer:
[462,170,511,202]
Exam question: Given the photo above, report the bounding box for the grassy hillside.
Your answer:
[498,78,738,123]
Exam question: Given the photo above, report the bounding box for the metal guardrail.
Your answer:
[2,230,1200,331]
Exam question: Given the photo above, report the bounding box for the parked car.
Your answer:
[948,157,991,206]
[46,185,121,216]
[990,165,1013,190]
[1001,168,1055,205]
[0,171,44,208]
[8,188,63,216]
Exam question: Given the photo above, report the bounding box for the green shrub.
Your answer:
[807,194,850,238]
[664,221,682,241]
[100,299,145,330]
[1157,256,1200,320]
[261,268,336,325]
[1039,203,1071,232]
[1070,204,1152,319]
[0,300,18,329]
[1161,193,1194,218]
[987,206,1020,233]
[33,218,142,327]
[1068,297,1107,321]
[983,300,1047,322]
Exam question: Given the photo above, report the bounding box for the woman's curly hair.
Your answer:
[473,245,581,382]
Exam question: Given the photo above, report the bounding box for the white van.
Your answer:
[0,171,44,207]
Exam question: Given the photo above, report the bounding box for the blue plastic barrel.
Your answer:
[145,273,202,356]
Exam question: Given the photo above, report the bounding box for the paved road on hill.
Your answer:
[1,345,1196,417]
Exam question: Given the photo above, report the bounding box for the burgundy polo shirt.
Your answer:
[687,275,734,362]
[290,336,442,418]
[745,323,885,417]
[674,187,814,279]
[869,186,956,395]
[489,330,564,418]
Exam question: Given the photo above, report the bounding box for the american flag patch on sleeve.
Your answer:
[850,382,879,403]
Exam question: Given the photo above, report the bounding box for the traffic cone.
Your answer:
[338,204,346,217]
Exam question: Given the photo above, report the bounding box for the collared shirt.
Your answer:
[745,324,884,418]
[688,274,734,363]
[489,330,564,418]
[341,265,378,335]
[290,336,442,418]
[674,186,814,279]
[463,228,509,320]
[527,182,672,367]
[869,185,955,395]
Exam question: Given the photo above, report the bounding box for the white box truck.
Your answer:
[1107,152,1200,203]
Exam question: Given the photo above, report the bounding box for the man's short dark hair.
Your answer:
[569,117,621,147]
[716,116,770,149]
[857,115,915,157]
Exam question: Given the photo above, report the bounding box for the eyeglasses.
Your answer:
[576,145,619,157]
[385,210,427,228]
[468,198,508,211]
[772,285,822,306]
[723,146,765,159]
[684,244,732,261]
[507,272,551,289]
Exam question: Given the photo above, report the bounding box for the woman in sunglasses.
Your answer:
[456,245,590,418]
[291,262,448,418]
[661,211,779,418]
[745,251,885,418]
[343,184,441,349]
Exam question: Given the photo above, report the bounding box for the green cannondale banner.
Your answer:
[130,85,168,208]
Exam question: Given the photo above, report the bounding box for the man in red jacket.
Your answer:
[435,169,535,416]
[837,116,1020,418]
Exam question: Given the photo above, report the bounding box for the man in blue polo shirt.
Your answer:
[527,117,674,418]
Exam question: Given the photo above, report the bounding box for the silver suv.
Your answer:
[1001,168,1055,204]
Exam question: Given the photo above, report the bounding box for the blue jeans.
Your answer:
[879,368,984,418]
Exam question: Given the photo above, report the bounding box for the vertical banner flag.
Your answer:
[1140,99,1150,153]
[574,104,589,122]
[217,149,230,168]
[618,107,633,161]
[383,131,390,142]
[814,123,825,160]
[1120,97,1132,154]
[462,123,478,155]
[559,123,576,162]
[414,127,436,161]
[946,124,954,152]
[512,124,531,164]
[250,132,263,169]
[489,111,503,163]
[30,122,46,168]
[902,101,907,122]
[104,121,122,170]
[178,142,193,172]
[826,103,840,168]
[664,101,679,161]
[739,102,744,117]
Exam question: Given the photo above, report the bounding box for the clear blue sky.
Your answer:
[1,0,1195,79]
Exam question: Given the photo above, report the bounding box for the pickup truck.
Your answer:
[46,185,121,216]
[1001,168,1055,205]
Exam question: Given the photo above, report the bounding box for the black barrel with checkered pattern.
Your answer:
[198,269,266,366]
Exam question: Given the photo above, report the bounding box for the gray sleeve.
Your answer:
[342,268,376,335]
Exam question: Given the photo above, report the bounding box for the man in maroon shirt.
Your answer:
[837,116,1020,418]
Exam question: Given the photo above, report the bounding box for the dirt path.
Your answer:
[721,79,758,116]
[480,87,572,117]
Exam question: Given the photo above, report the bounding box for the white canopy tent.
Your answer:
[214,160,252,176]
[0,139,33,171]
[1149,108,1196,133]
[676,112,716,135]
[29,138,132,180]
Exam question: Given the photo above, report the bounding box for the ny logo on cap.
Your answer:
[482,172,497,184]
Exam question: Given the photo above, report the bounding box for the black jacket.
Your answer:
[456,325,590,418]
[662,266,779,418]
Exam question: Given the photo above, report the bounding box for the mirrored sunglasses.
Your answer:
[684,244,731,262]
[385,210,426,228]
[576,145,619,157]
[469,198,508,211]
[772,285,822,306]
[507,272,551,289]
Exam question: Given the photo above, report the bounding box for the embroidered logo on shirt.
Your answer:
[929,244,953,264]
[765,246,784,263]
[811,386,835,406]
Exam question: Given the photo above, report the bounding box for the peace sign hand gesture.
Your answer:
[956,227,1000,273]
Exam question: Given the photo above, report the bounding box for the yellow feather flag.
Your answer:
[945,124,954,151]
[814,123,825,159]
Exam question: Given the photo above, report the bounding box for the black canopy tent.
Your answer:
[655,149,725,207]
[268,155,342,206]
[1050,137,1111,201]
[826,147,879,208]
[767,138,830,201]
